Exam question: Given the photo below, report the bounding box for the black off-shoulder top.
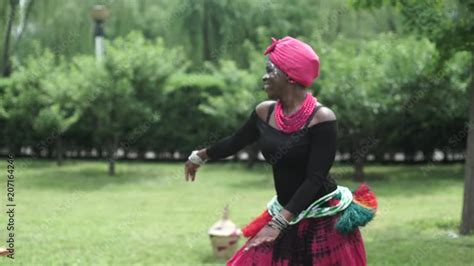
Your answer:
[206,102,338,216]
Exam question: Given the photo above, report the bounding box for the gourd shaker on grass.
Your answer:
[208,205,242,260]
[0,247,8,256]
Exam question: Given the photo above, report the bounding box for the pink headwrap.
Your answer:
[264,36,320,88]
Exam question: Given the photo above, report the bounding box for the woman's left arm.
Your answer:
[283,119,338,217]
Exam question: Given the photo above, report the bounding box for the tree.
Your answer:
[2,47,57,156]
[198,42,267,167]
[318,35,439,180]
[88,32,185,175]
[353,0,474,235]
[2,48,83,165]
[33,57,82,166]
[1,0,18,77]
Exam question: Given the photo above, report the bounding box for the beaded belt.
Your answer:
[242,184,378,238]
[267,186,353,225]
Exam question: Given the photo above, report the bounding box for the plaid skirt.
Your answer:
[226,214,367,266]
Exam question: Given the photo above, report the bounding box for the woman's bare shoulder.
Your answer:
[308,103,337,127]
[255,101,277,121]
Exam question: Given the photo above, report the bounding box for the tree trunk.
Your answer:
[202,0,211,62]
[7,142,20,157]
[12,0,33,49]
[56,135,63,166]
[246,143,259,169]
[32,145,41,158]
[98,146,103,158]
[387,10,397,32]
[353,157,365,182]
[351,140,366,182]
[385,152,393,162]
[232,153,239,162]
[47,147,53,159]
[107,134,119,176]
[460,51,474,235]
[1,0,18,77]
[373,149,384,164]
[443,151,450,163]
[422,149,433,163]
[138,149,146,160]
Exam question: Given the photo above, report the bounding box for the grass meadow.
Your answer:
[0,160,473,265]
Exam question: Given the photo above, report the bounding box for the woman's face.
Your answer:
[262,60,288,100]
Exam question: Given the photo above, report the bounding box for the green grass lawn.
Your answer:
[0,159,473,265]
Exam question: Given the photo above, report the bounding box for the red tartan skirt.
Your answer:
[226,214,367,266]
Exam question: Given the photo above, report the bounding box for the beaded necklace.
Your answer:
[274,92,317,133]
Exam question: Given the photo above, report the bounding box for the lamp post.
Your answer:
[90,5,108,63]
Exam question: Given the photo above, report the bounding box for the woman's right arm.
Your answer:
[185,104,267,182]
[204,109,260,160]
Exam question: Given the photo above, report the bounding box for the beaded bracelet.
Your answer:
[267,213,290,231]
[188,150,208,165]
[268,219,286,231]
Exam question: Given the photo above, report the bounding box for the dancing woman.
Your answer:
[184,36,377,266]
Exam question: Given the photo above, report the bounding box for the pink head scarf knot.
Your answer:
[263,36,320,88]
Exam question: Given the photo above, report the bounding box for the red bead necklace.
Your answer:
[274,92,317,133]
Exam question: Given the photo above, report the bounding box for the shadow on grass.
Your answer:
[200,253,227,265]
[18,160,176,191]
[222,163,465,197]
[16,160,465,197]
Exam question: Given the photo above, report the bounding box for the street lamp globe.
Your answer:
[90,5,108,23]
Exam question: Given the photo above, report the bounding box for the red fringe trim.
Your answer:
[353,183,378,210]
[241,209,272,238]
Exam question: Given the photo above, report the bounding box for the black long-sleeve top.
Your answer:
[206,103,338,216]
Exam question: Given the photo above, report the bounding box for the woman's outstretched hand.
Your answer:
[185,149,209,182]
[184,160,200,182]
[244,225,281,251]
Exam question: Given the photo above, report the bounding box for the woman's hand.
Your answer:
[185,149,209,182]
[184,160,200,181]
[244,225,281,251]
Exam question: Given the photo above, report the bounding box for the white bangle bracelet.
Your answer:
[188,150,207,165]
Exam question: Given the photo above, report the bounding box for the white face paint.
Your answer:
[268,61,285,77]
